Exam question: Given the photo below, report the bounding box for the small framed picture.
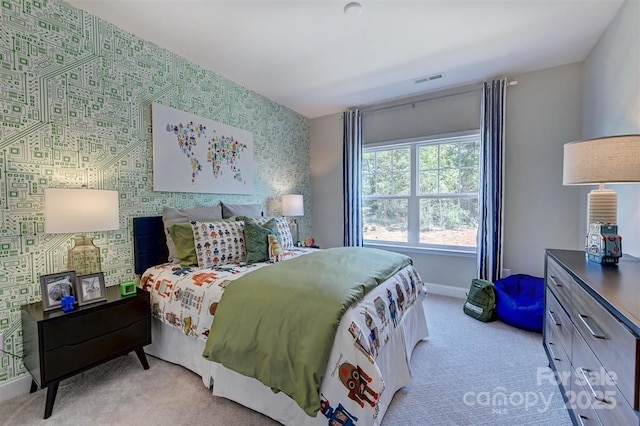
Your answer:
[75,272,107,306]
[40,271,77,312]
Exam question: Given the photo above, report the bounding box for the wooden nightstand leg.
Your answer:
[29,379,38,394]
[43,381,59,419]
[134,347,150,370]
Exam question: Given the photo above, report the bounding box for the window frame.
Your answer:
[362,129,481,255]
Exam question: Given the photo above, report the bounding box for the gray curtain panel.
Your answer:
[342,108,363,247]
[478,78,507,281]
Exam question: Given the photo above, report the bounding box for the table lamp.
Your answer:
[282,194,304,245]
[563,134,640,263]
[44,188,120,275]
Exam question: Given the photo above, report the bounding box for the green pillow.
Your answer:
[168,223,198,266]
[244,217,278,264]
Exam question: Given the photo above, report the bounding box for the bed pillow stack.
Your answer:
[162,205,223,263]
[161,203,297,268]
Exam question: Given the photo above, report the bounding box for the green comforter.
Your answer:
[202,246,411,416]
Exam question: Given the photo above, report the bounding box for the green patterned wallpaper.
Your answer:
[0,0,310,384]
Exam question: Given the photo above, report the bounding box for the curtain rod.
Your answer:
[360,84,483,114]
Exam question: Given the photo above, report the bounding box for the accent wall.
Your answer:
[0,0,310,386]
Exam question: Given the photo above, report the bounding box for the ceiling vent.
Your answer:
[414,73,444,84]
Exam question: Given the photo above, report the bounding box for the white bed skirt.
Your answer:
[145,299,429,425]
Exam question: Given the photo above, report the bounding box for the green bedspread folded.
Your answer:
[202,246,411,416]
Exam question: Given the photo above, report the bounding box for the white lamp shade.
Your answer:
[282,194,304,216]
[45,188,120,233]
[563,135,640,185]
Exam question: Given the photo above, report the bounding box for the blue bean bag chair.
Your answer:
[494,274,544,332]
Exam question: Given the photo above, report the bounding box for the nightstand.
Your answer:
[21,286,151,419]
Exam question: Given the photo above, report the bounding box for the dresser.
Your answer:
[21,286,151,419]
[544,249,640,426]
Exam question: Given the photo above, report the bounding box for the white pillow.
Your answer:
[162,205,223,263]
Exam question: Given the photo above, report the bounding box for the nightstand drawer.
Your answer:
[42,318,150,383]
[41,295,148,351]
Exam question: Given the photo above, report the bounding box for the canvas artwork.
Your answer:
[152,103,254,194]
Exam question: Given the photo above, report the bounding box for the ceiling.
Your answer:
[64,0,624,119]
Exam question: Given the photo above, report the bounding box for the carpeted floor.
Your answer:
[0,294,572,425]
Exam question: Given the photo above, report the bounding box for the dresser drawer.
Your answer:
[546,257,573,312]
[42,318,150,384]
[572,326,618,407]
[41,295,149,352]
[546,289,572,357]
[572,329,639,426]
[572,280,640,409]
[571,368,604,426]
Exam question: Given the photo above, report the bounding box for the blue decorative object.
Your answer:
[60,295,76,313]
[494,274,544,332]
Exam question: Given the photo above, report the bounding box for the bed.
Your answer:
[133,213,429,426]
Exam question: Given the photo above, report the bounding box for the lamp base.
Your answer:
[68,235,102,276]
[587,187,617,225]
[288,218,299,246]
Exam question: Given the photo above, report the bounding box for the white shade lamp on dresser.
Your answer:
[282,194,304,246]
[44,187,120,275]
[563,134,640,264]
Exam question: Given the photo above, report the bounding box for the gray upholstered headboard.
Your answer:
[133,216,168,275]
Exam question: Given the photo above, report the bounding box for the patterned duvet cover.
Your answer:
[139,248,427,425]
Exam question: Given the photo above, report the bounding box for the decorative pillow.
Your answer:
[163,205,223,263]
[244,218,278,264]
[268,234,284,262]
[167,223,198,266]
[191,220,246,268]
[220,202,262,219]
[251,216,294,248]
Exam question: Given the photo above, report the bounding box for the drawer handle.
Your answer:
[547,342,561,361]
[577,367,611,404]
[547,310,560,326]
[578,314,606,339]
[549,275,562,287]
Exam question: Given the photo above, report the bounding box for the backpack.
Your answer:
[463,279,497,322]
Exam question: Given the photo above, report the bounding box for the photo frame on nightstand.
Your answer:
[40,271,77,312]
[75,272,107,306]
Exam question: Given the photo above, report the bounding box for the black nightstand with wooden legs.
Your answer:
[21,286,151,419]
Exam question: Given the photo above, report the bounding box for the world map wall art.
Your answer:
[152,103,255,194]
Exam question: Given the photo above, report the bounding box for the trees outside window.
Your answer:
[362,132,480,251]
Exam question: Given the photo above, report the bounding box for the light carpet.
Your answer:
[0,294,572,425]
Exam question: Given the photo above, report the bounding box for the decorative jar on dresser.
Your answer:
[544,249,640,426]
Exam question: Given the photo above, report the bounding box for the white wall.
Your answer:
[582,0,640,257]
[503,63,583,277]
[310,113,344,249]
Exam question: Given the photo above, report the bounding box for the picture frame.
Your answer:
[40,271,77,312]
[75,272,107,306]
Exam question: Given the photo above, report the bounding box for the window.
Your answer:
[362,131,480,252]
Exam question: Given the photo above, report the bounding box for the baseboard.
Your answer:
[425,282,467,299]
[0,374,32,404]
